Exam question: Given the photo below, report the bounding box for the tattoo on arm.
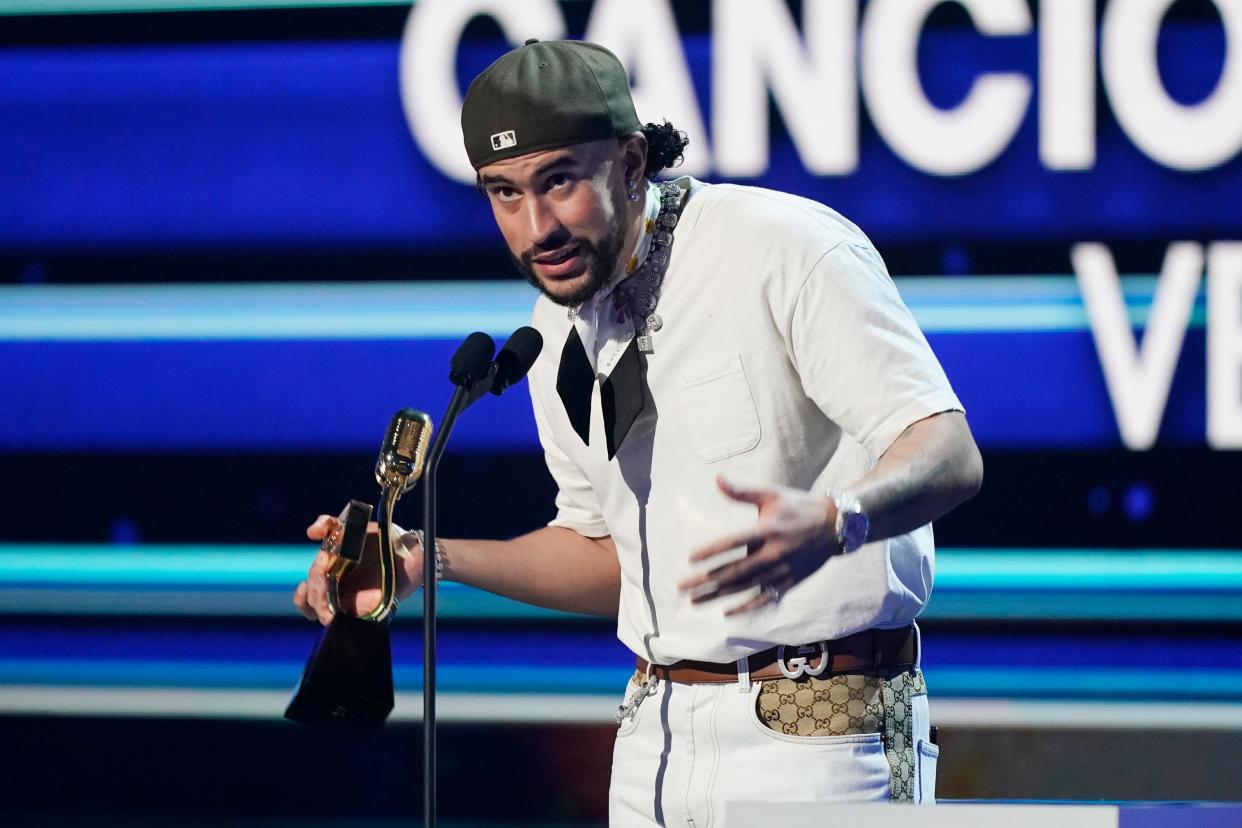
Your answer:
[851,413,978,542]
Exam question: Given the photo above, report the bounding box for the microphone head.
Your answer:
[374,407,433,493]
[491,326,544,395]
[449,331,496,387]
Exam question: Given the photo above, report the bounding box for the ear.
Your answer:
[618,132,649,185]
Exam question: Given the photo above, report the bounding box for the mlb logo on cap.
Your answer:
[490,130,517,151]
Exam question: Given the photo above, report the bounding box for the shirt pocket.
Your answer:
[676,353,762,463]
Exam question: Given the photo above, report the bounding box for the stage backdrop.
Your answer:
[2,1,1241,818]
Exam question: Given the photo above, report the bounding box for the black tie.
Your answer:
[556,328,646,460]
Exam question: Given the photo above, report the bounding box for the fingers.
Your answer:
[686,557,792,606]
[292,580,316,621]
[684,479,827,615]
[298,514,352,625]
[724,593,769,616]
[715,475,768,505]
[294,547,334,625]
[685,541,760,593]
[292,571,333,625]
[306,514,336,541]
[723,578,790,617]
[681,477,776,590]
[688,526,769,564]
[306,568,333,625]
[308,548,329,577]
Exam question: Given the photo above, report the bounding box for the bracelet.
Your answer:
[410,529,445,582]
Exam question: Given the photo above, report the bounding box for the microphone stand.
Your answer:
[422,366,494,828]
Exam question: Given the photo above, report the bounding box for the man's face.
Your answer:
[478,139,631,307]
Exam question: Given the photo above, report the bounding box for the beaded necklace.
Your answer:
[568,180,685,354]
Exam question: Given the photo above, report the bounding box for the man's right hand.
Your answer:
[292,514,423,625]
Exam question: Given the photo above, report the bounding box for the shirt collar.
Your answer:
[568,182,661,377]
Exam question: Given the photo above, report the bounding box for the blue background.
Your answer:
[0,26,1237,248]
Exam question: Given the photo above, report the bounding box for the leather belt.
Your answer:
[636,625,917,684]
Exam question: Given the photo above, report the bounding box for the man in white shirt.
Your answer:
[296,39,981,822]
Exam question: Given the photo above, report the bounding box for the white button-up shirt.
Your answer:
[527,178,963,664]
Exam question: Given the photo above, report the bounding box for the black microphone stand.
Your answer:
[422,362,497,828]
[419,327,539,828]
[422,386,460,828]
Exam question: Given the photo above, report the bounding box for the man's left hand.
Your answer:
[678,476,840,615]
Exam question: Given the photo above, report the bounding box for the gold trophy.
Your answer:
[285,408,432,732]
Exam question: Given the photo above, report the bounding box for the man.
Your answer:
[295,39,981,822]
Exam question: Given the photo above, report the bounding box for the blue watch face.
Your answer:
[841,511,870,551]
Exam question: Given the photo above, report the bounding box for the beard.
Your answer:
[511,217,629,308]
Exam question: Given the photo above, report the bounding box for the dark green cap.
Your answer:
[461,39,642,170]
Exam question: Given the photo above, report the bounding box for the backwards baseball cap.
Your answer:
[461,39,642,171]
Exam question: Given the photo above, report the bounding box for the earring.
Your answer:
[627,180,640,202]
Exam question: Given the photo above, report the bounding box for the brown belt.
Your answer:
[636,625,917,684]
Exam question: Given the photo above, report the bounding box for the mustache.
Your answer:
[520,235,591,267]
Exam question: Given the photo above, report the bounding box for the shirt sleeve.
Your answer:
[788,241,964,461]
[529,378,610,538]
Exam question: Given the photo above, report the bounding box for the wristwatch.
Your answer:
[830,489,870,553]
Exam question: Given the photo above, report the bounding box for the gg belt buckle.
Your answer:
[776,641,830,680]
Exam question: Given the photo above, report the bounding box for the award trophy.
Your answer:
[285,408,432,733]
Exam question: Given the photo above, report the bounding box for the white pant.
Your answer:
[608,670,938,827]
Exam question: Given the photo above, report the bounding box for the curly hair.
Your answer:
[640,120,689,179]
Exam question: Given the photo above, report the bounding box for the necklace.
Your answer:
[568,181,685,354]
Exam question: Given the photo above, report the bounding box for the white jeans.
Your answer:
[608,670,937,827]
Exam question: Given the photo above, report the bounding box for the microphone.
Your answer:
[449,331,496,387]
[489,326,544,396]
[459,326,545,410]
[374,407,433,496]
